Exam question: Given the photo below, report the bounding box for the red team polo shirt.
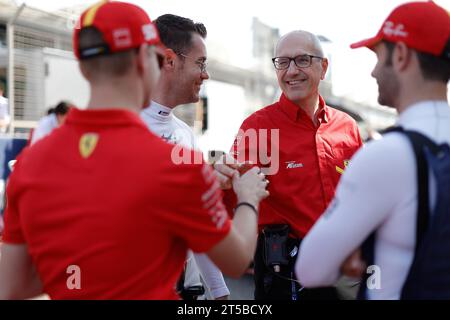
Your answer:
[226,94,363,239]
[2,108,230,300]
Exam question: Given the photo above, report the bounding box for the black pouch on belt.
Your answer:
[262,224,290,269]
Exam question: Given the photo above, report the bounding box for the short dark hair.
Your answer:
[383,40,450,83]
[78,27,136,78]
[155,14,206,54]
[416,48,450,83]
[48,101,71,115]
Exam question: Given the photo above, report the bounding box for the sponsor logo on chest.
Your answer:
[286,161,304,169]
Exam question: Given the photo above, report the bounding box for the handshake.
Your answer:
[213,154,270,210]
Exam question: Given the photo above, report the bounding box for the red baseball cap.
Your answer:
[351,1,450,59]
[73,0,162,60]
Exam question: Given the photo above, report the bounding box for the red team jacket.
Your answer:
[225,94,363,238]
[2,108,230,299]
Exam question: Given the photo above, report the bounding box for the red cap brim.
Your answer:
[350,35,383,50]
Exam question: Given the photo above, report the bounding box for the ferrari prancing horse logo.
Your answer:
[79,133,99,159]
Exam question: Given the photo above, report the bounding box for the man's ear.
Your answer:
[320,57,329,80]
[164,48,177,69]
[79,61,90,80]
[393,42,412,72]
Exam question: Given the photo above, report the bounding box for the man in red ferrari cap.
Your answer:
[0,0,268,299]
[297,1,450,299]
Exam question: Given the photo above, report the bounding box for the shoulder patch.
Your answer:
[79,133,99,159]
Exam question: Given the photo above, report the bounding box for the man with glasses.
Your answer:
[140,14,229,300]
[215,30,363,300]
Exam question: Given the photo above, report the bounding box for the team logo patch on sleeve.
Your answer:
[79,133,99,159]
[336,160,350,175]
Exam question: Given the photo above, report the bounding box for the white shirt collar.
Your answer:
[397,100,449,127]
[142,101,173,122]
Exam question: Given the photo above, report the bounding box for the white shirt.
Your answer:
[0,96,10,133]
[141,102,197,149]
[31,114,59,145]
[140,101,229,299]
[296,101,450,300]
[0,96,9,120]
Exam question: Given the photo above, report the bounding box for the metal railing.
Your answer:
[3,2,75,135]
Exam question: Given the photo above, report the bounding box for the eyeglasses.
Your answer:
[177,53,208,73]
[272,54,323,70]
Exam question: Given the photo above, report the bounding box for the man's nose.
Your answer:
[286,60,301,75]
[202,70,210,80]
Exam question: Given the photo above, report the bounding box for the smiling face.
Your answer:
[274,32,328,106]
[174,33,210,104]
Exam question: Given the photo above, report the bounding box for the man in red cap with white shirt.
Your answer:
[0,0,268,300]
[297,1,450,300]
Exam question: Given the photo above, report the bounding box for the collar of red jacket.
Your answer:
[65,107,148,129]
[279,94,329,124]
